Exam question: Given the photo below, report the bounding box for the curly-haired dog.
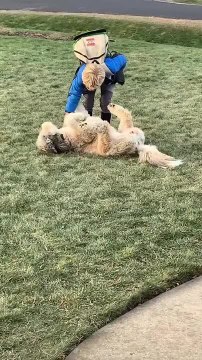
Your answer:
[36,104,183,168]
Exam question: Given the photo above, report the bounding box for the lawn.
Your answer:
[174,0,202,4]
[0,13,202,48]
[0,32,202,360]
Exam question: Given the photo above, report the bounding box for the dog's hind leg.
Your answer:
[107,140,137,156]
[92,120,138,156]
[137,144,183,169]
[87,121,111,155]
[96,131,111,155]
[107,103,134,132]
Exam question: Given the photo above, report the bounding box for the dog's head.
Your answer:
[37,121,71,154]
[47,133,71,154]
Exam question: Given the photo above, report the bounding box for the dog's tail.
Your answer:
[137,144,183,169]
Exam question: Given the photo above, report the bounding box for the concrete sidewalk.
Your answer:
[67,276,202,360]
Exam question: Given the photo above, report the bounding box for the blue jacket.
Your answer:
[65,54,127,113]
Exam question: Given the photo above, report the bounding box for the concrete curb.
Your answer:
[67,277,202,360]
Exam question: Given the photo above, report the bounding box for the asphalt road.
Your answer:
[0,0,202,20]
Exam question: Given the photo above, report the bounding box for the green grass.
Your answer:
[174,0,202,4]
[0,33,202,360]
[0,13,202,48]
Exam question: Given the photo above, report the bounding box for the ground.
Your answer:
[0,24,202,360]
[175,0,202,4]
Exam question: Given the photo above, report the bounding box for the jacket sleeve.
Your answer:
[65,66,85,113]
[104,54,127,74]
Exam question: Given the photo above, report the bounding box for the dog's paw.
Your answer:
[79,121,88,128]
[107,103,115,110]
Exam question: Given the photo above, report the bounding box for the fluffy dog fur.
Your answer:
[36,103,183,169]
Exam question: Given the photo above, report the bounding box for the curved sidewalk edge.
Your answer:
[67,276,202,360]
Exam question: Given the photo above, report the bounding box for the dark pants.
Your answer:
[83,82,115,122]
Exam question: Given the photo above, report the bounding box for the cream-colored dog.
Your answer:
[36,103,183,169]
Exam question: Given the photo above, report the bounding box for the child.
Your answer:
[65,30,127,123]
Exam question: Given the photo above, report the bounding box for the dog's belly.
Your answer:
[82,139,100,155]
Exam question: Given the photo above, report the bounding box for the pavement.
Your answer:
[67,276,202,360]
[0,0,202,20]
